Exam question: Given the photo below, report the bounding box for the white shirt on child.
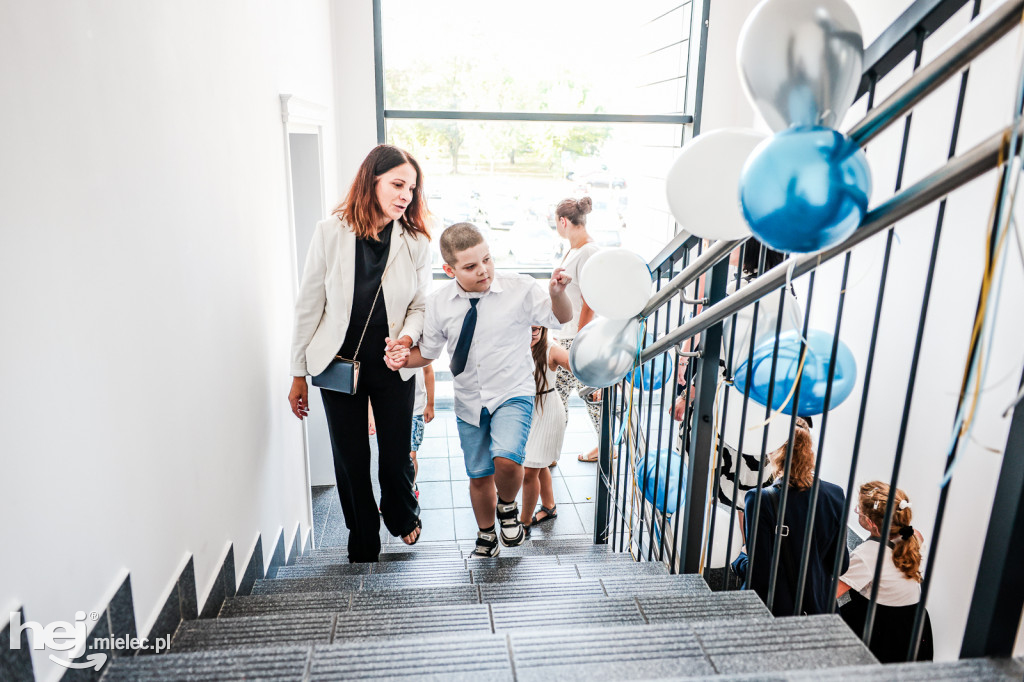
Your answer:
[418,272,562,426]
[840,538,922,607]
[413,368,427,416]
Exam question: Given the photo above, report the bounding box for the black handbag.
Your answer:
[311,254,395,394]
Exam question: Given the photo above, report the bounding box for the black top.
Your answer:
[732,480,849,616]
[339,226,392,360]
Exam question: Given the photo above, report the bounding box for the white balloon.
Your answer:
[569,317,641,389]
[579,248,652,320]
[720,385,793,455]
[665,129,767,240]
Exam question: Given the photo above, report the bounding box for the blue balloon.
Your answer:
[739,126,871,254]
[637,449,687,515]
[734,330,857,417]
[625,334,674,390]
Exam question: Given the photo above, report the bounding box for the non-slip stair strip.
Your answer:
[99,644,311,680]
[478,579,607,603]
[638,592,772,624]
[218,593,352,618]
[171,613,334,652]
[332,604,493,642]
[349,585,481,610]
[490,597,646,632]
[308,635,513,681]
[252,576,362,595]
[691,614,878,674]
[510,624,714,682]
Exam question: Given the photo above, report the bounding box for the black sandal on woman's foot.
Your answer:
[531,505,557,525]
[403,518,422,545]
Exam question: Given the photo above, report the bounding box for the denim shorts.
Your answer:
[456,396,533,478]
[410,414,425,452]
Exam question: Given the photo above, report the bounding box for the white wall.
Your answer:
[0,2,345,679]
[703,0,1024,660]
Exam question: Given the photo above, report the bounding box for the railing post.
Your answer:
[594,390,614,545]
[679,257,730,573]
[960,369,1024,657]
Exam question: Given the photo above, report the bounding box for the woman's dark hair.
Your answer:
[740,237,785,277]
[333,145,430,240]
[531,327,551,410]
[769,425,816,490]
[555,196,593,226]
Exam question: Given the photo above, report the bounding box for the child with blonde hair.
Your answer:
[837,481,934,662]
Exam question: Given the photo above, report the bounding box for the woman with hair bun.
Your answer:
[837,481,934,662]
[552,196,603,464]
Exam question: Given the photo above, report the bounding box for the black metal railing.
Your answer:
[595,0,1024,662]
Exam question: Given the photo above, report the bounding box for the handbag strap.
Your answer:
[350,234,401,361]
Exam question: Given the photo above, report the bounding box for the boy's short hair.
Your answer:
[440,222,485,266]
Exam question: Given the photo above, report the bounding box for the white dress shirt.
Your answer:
[418,272,561,426]
[841,539,922,606]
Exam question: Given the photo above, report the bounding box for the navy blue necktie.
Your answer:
[450,298,479,377]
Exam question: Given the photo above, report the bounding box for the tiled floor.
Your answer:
[312,399,601,550]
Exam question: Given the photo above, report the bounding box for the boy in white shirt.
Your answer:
[388,222,572,557]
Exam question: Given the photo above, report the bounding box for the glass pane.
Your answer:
[387,119,682,268]
[381,0,692,115]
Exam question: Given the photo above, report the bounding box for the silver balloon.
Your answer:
[738,0,863,131]
[569,317,641,389]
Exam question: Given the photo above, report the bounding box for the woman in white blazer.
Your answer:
[289,145,432,561]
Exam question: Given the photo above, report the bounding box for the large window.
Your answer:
[377,0,704,268]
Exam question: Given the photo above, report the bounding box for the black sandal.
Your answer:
[403,518,422,545]
[531,505,557,525]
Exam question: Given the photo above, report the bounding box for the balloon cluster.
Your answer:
[666,0,871,254]
[568,249,657,389]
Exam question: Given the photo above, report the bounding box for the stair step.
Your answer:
[350,585,481,611]
[99,644,311,681]
[692,614,877,673]
[308,634,513,681]
[478,579,607,603]
[172,613,334,652]
[251,576,361,596]
[576,561,670,579]
[219,593,351,618]
[490,597,645,632]
[332,604,492,643]
[600,575,711,598]
[509,623,713,682]
[768,657,1024,681]
[638,591,771,624]
[470,565,581,584]
[361,572,473,590]
[274,564,372,579]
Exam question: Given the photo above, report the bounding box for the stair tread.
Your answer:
[638,592,772,623]
[691,614,878,673]
[478,580,607,603]
[509,623,713,682]
[100,644,311,681]
[350,585,481,610]
[333,604,493,642]
[219,593,351,617]
[172,613,334,652]
[490,597,645,632]
[309,635,513,681]
[252,576,362,595]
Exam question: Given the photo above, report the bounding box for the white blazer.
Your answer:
[291,216,432,381]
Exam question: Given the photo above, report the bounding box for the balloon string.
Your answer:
[747,345,809,431]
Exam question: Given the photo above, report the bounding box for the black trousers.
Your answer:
[320,360,419,562]
[840,589,934,663]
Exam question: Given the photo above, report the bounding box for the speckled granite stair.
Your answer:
[638,591,771,624]
[663,656,1024,681]
[308,634,514,681]
[218,592,351,617]
[690,614,877,674]
[251,575,362,595]
[331,603,493,642]
[171,612,334,652]
[99,644,311,680]
[600,574,711,598]
[508,623,714,682]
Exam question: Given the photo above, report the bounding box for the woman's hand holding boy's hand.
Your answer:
[383,336,411,371]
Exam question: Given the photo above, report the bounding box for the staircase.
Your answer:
[98,535,1024,681]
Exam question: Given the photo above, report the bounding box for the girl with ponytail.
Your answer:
[837,481,934,662]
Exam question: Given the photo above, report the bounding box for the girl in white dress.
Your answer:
[520,326,571,531]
